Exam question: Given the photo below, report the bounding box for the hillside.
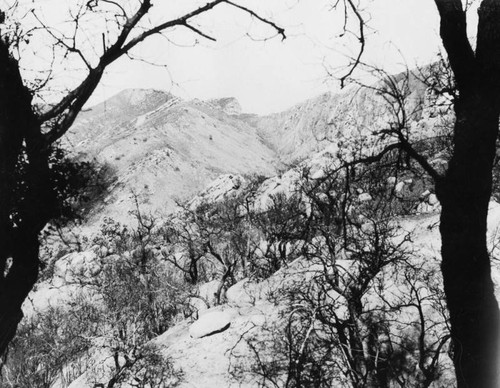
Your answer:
[9,78,473,388]
[252,73,431,164]
[67,89,277,222]
[66,74,438,224]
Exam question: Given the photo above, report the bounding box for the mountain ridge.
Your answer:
[69,76,431,223]
[68,89,278,223]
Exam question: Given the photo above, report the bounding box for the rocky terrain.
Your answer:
[67,89,277,223]
[8,77,488,388]
[65,72,437,224]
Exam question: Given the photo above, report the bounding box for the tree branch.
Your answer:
[433,0,477,91]
[476,0,500,89]
[37,0,285,147]
[339,0,365,88]
[224,1,286,41]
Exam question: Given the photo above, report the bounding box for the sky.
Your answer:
[6,0,479,114]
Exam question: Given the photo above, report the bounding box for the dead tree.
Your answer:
[0,0,285,356]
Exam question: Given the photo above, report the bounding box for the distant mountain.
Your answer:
[252,74,430,164]
[68,89,277,223]
[68,75,434,223]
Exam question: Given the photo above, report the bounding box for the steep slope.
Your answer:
[67,89,277,223]
[67,73,436,223]
[27,79,461,387]
[59,202,500,388]
[253,75,430,164]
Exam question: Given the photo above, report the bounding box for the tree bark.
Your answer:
[0,39,48,356]
[432,1,500,386]
[437,89,500,388]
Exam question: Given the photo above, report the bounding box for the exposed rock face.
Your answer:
[189,310,232,338]
[68,90,276,223]
[68,76,446,225]
[53,251,100,286]
[45,83,461,388]
[189,174,246,209]
[252,74,429,164]
[208,97,242,115]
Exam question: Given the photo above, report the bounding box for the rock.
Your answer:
[395,182,405,192]
[226,279,255,305]
[187,297,209,317]
[189,310,231,338]
[99,246,108,258]
[420,190,431,199]
[428,193,439,206]
[311,169,326,180]
[417,202,432,213]
[198,280,222,306]
[209,97,242,115]
[358,193,372,202]
[249,314,266,326]
[386,176,397,185]
[54,251,99,285]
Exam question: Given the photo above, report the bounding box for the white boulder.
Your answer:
[226,279,256,305]
[189,310,231,338]
[198,280,222,307]
[54,251,100,285]
[358,193,372,202]
[420,190,431,199]
[428,193,439,206]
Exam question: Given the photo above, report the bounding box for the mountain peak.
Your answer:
[208,97,242,115]
[92,88,174,113]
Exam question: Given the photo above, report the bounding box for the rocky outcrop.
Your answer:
[68,90,277,224]
[208,97,242,115]
[189,310,232,338]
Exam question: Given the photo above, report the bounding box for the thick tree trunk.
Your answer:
[0,39,48,356]
[437,91,500,388]
[0,40,32,355]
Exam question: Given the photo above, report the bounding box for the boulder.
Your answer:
[386,176,397,185]
[54,251,99,285]
[189,297,209,313]
[358,193,372,202]
[428,193,439,206]
[311,168,326,180]
[395,181,405,192]
[189,310,231,338]
[420,190,431,199]
[198,280,221,307]
[226,279,256,305]
[417,202,433,214]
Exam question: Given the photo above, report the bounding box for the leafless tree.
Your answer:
[327,2,500,385]
[0,0,285,356]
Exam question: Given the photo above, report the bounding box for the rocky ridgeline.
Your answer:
[62,71,454,225]
[26,79,465,387]
[66,89,277,224]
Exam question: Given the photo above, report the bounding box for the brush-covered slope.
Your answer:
[68,73,438,223]
[67,89,277,222]
[253,75,431,164]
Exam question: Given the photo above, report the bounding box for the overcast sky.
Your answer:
[9,0,479,114]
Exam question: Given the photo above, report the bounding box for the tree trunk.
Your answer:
[0,40,31,355]
[437,90,500,388]
[0,39,49,356]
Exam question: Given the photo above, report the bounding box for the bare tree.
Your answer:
[327,1,500,386]
[229,168,451,387]
[0,0,285,355]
